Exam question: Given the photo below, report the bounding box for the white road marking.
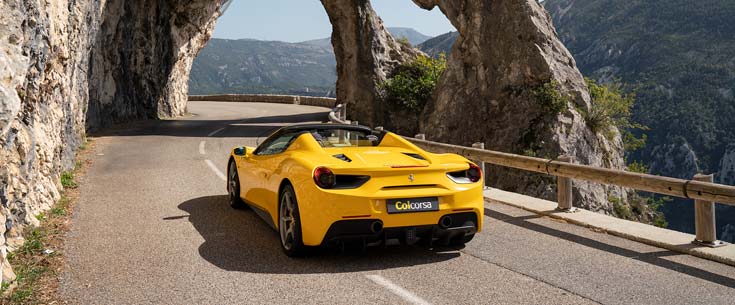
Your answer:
[208,127,226,137]
[199,141,206,155]
[205,159,227,181]
[365,275,432,305]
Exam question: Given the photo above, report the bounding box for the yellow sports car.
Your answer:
[227,124,484,256]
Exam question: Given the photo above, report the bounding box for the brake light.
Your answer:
[467,163,482,183]
[447,163,483,184]
[313,166,336,189]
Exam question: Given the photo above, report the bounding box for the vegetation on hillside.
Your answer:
[582,78,648,152]
[379,54,447,113]
[544,0,735,236]
[188,38,337,96]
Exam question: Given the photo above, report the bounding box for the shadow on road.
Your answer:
[487,208,735,288]
[90,111,330,138]
[177,195,460,274]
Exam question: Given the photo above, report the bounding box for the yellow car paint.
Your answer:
[230,130,484,246]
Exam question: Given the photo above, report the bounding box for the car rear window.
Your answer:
[310,129,381,147]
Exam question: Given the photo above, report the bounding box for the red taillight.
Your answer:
[467,163,482,183]
[313,166,336,189]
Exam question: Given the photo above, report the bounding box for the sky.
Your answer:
[212,0,456,42]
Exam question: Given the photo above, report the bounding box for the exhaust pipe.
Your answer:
[439,215,453,229]
[370,220,384,234]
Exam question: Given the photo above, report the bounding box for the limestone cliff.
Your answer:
[410,0,625,210]
[87,0,221,129]
[321,0,421,127]
[0,0,630,287]
[0,0,223,283]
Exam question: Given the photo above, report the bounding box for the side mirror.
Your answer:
[234,147,246,156]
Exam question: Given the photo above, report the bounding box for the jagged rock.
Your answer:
[410,0,625,209]
[321,0,421,126]
[87,0,222,129]
[649,141,700,179]
[0,0,223,284]
[718,144,735,185]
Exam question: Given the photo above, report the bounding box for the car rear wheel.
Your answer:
[228,160,245,209]
[279,184,305,257]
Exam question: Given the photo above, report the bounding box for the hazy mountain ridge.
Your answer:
[189,38,337,96]
[190,28,433,96]
[301,27,432,47]
[418,31,458,57]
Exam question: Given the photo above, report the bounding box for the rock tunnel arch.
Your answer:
[85,0,625,209]
[0,1,627,280]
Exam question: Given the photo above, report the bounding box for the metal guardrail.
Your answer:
[327,103,731,247]
[405,136,733,247]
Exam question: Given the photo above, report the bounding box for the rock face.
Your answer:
[87,0,221,129]
[0,0,222,284]
[544,0,735,240]
[718,144,735,186]
[0,0,629,286]
[410,0,625,209]
[649,142,700,180]
[321,0,421,126]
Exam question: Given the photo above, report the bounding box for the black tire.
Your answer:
[278,184,305,257]
[227,159,245,209]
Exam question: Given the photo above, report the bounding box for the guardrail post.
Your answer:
[556,155,576,212]
[693,174,724,247]
[351,121,359,126]
[415,134,426,140]
[472,142,487,189]
[341,103,347,121]
[334,104,343,120]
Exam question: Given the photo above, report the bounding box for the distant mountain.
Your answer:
[191,28,433,96]
[301,27,432,47]
[188,38,336,96]
[544,0,735,239]
[418,31,458,57]
[387,27,432,45]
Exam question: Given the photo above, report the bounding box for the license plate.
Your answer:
[386,197,439,214]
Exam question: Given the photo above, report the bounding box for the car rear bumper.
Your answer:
[321,212,478,247]
[295,184,485,246]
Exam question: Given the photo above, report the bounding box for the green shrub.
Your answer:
[582,78,648,146]
[60,171,77,188]
[627,160,649,173]
[532,80,569,114]
[396,36,412,48]
[380,54,447,113]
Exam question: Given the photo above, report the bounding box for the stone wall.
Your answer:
[188,94,337,108]
[410,0,625,210]
[0,0,223,284]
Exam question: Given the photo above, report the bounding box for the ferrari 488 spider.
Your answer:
[227,124,484,256]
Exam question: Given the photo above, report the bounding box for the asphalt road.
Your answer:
[62,101,735,304]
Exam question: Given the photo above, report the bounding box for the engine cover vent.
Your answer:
[332,154,352,162]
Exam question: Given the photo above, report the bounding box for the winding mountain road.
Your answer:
[61,101,735,304]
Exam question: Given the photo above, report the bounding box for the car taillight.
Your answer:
[467,163,482,183]
[313,166,336,189]
[447,163,483,184]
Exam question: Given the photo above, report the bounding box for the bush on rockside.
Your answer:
[379,53,447,113]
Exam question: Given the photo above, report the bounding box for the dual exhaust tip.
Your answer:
[369,216,452,234]
[439,215,453,229]
[370,220,383,234]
